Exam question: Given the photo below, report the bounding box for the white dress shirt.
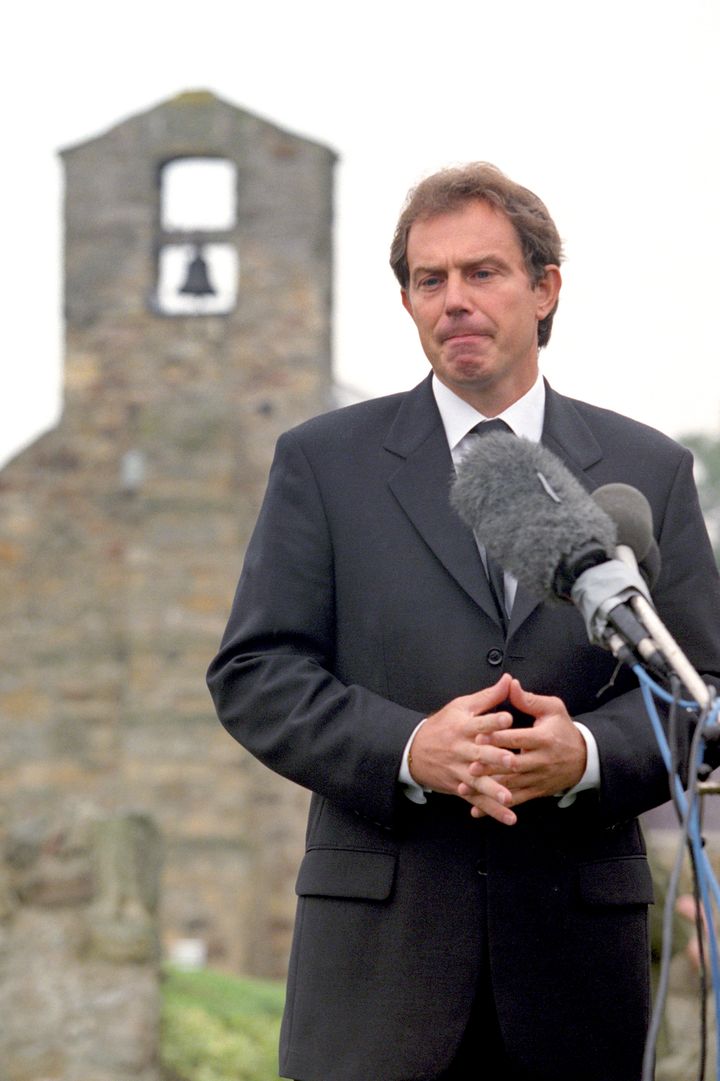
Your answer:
[400,374,600,806]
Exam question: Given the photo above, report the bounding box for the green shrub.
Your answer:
[161,966,284,1081]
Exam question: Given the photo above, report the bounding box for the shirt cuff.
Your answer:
[399,718,430,804]
[556,722,600,808]
[400,720,600,808]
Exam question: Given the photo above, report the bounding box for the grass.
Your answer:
[160,966,285,1081]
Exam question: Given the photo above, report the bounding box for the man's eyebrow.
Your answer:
[410,264,443,281]
[460,253,512,271]
[410,254,511,281]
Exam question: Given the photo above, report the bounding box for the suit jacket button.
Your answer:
[486,648,504,666]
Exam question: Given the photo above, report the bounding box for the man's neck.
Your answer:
[433,369,539,418]
[432,373,546,448]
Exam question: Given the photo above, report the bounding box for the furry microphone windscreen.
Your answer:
[450,431,617,603]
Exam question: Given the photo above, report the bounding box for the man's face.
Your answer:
[401,200,561,414]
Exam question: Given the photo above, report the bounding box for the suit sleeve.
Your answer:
[574,448,720,824]
[207,430,424,827]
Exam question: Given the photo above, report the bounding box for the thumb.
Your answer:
[465,672,512,715]
[508,677,546,718]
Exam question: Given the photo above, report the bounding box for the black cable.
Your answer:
[668,674,683,819]
[642,678,708,1081]
[689,811,707,1081]
[686,699,714,1081]
[642,798,693,1081]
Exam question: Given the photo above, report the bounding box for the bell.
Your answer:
[179,247,216,297]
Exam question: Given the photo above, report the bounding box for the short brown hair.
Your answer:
[390,163,564,348]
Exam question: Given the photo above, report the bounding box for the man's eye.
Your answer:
[418,276,441,289]
[472,269,492,280]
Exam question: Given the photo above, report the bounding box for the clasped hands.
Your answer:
[408,673,587,825]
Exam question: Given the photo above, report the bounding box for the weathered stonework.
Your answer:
[0,90,335,999]
[0,809,162,1081]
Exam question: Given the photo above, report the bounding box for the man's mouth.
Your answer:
[442,330,492,343]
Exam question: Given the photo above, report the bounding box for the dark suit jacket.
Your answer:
[208,376,720,1081]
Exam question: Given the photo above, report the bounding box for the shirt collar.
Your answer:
[431,373,545,453]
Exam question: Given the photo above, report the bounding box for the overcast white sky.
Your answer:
[2,0,719,467]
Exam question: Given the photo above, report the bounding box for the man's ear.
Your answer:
[401,288,414,318]
[534,266,562,320]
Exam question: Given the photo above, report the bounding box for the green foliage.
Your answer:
[161,966,284,1081]
[683,432,720,565]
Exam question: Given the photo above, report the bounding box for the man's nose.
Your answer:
[444,274,472,314]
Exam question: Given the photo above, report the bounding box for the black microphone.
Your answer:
[592,482,661,590]
[589,481,711,704]
[450,432,662,668]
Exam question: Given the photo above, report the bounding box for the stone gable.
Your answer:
[0,91,335,985]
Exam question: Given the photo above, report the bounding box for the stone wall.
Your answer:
[0,92,335,979]
[0,809,162,1081]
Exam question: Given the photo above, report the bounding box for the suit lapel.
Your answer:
[507,381,606,636]
[382,377,607,639]
[384,377,504,628]
[540,379,604,483]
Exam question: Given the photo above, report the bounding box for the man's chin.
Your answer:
[439,357,495,387]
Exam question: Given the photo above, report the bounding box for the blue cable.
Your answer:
[636,669,720,907]
[635,666,720,1076]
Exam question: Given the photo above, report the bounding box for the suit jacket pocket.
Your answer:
[296,847,396,900]
[577,855,654,905]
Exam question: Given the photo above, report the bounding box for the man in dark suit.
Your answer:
[207,163,720,1080]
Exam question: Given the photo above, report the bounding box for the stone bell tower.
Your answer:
[0,91,335,977]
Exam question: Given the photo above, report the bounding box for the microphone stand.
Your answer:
[636,666,720,1081]
[631,592,713,710]
[615,543,714,712]
[596,545,720,1079]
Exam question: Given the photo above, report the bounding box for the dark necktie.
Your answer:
[467,418,514,633]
